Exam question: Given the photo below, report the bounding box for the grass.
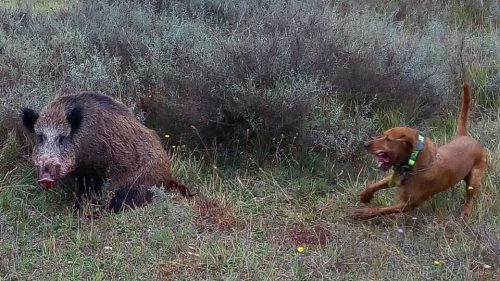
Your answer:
[0,0,499,280]
[1,112,500,280]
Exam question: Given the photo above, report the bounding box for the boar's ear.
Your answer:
[21,108,39,134]
[66,106,83,135]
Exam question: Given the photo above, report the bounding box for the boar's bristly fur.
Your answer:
[21,92,194,213]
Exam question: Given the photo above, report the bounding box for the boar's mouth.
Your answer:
[38,173,56,189]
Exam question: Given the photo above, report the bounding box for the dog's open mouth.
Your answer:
[375,152,392,171]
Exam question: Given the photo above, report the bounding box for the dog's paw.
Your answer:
[359,190,374,203]
[352,208,378,220]
[459,210,470,220]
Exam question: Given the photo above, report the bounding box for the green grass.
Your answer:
[468,63,500,109]
[451,1,499,30]
[0,0,76,13]
[1,113,500,280]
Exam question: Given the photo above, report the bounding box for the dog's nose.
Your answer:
[363,141,371,149]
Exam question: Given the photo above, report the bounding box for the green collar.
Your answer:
[388,131,425,187]
[407,132,425,167]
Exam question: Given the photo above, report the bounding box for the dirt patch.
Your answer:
[194,196,237,232]
[288,223,332,247]
[156,252,201,281]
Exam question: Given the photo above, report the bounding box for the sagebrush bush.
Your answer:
[0,0,498,164]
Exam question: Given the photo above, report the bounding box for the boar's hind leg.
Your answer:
[109,186,153,213]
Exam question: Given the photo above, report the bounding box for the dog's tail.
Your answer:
[457,82,471,136]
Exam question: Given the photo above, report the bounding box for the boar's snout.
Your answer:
[35,156,63,189]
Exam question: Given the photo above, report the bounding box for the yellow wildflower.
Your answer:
[297,246,304,253]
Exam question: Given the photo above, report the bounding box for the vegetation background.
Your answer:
[0,0,498,280]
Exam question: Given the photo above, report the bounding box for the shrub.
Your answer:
[0,0,498,165]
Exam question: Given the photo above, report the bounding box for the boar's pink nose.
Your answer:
[42,163,61,173]
[39,159,62,180]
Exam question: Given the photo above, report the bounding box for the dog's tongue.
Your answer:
[38,173,56,189]
[376,154,390,164]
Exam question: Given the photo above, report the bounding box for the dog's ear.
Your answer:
[394,134,414,148]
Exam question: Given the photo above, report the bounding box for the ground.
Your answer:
[0,134,499,280]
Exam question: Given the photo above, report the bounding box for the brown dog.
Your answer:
[353,83,487,220]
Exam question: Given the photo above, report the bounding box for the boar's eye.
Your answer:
[35,134,45,144]
[56,135,68,146]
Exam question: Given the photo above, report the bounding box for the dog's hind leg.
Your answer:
[461,154,487,218]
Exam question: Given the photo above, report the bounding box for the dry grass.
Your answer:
[1,126,499,280]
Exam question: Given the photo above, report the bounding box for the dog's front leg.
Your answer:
[359,176,392,203]
[352,202,417,220]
